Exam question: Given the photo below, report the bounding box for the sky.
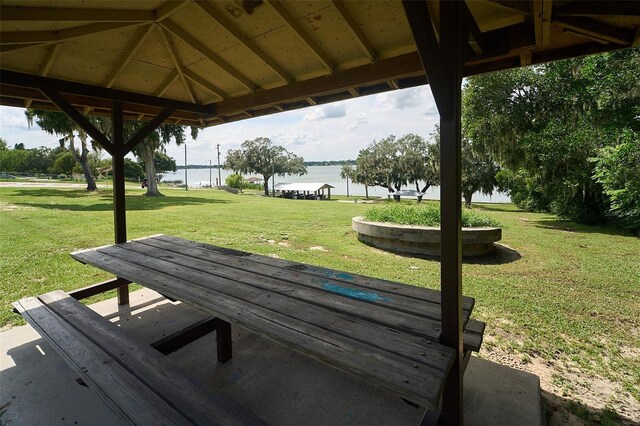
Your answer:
[0,85,440,164]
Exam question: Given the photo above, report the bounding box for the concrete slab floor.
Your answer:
[1,289,543,425]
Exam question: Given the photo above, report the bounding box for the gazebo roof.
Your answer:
[1,1,638,127]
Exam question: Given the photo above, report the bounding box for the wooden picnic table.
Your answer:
[71,235,484,411]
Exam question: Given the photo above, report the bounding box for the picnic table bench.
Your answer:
[15,234,485,423]
[13,290,266,425]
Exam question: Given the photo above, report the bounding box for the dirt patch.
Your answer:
[480,344,640,424]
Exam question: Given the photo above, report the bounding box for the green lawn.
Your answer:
[1,186,638,421]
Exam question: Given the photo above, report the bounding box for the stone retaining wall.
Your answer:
[352,217,502,257]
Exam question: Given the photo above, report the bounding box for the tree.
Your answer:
[462,49,640,225]
[592,133,640,234]
[339,164,353,197]
[51,151,76,176]
[93,118,196,196]
[225,173,244,191]
[461,138,500,208]
[26,110,99,190]
[354,134,440,201]
[224,137,307,195]
[0,138,8,150]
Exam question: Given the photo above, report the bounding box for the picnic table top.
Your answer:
[71,234,478,409]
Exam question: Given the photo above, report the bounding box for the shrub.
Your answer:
[364,203,501,227]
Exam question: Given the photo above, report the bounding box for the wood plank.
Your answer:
[93,244,454,372]
[135,237,463,325]
[13,296,192,425]
[130,239,481,351]
[150,317,217,355]
[154,235,475,311]
[72,249,452,408]
[37,291,266,425]
[462,319,485,352]
[69,277,131,300]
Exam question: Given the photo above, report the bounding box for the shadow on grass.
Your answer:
[12,188,232,212]
[464,243,522,265]
[541,389,633,426]
[371,243,522,265]
[531,218,633,238]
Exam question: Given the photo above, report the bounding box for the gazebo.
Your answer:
[2,1,639,424]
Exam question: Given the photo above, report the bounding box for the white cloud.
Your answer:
[303,103,346,120]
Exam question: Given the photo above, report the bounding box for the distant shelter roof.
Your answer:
[275,183,335,192]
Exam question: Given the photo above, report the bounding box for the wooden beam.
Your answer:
[111,101,129,305]
[266,0,335,73]
[401,0,453,118]
[153,71,180,97]
[160,19,257,92]
[194,1,293,83]
[331,1,376,62]
[554,17,632,46]
[0,6,155,22]
[154,1,191,22]
[488,1,532,16]
[437,1,466,423]
[532,0,552,48]
[0,70,215,115]
[105,25,155,88]
[25,43,62,108]
[69,277,132,300]
[40,88,113,155]
[215,52,425,116]
[520,49,533,66]
[124,108,176,154]
[151,317,218,355]
[183,69,227,100]
[554,1,640,17]
[634,27,640,48]
[157,26,197,103]
[347,88,359,97]
[1,22,146,45]
[463,3,486,56]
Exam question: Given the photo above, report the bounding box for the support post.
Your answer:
[438,2,466,424]
[215,318,232,363]
[402,1,467,424]
[112,101,129,305]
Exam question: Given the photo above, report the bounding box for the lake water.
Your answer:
[162,165,511,203]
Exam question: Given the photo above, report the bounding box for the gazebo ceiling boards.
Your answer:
[1,0,639,127]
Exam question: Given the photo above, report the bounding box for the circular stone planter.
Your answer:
[352,216,502,257]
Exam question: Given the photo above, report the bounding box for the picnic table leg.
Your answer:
[215,319,232,363]
[117,284,129,305]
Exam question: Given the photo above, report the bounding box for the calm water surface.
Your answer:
[162,165,511,203]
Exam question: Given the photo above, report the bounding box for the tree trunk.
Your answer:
[262,176,270,196]
[463,191,473,208]
[365,184,369,199]
[140,142,163,196]
[69,132,97,191]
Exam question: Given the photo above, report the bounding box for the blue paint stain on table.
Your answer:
[323,283,391,302]
[325,271,354,281]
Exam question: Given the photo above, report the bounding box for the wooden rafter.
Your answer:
[347,88,359,97]
[160,19,257,92]
[532,0,552,48]
[555,17,632,46]
[0,22,147,46]
[124,108,176,153]
[266,0,335,73]
[25,43,62,108]
[554,2,640,17]
[0,6,156,22]
[154,1,192,22]
[330,1,376,62]
[401,1,453,117]
[194,1,292,83]
[1,70,214,115]
[215,52,424,116]
[183,69,227,100]
[104,25,155,88]
[158,26,196,103]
